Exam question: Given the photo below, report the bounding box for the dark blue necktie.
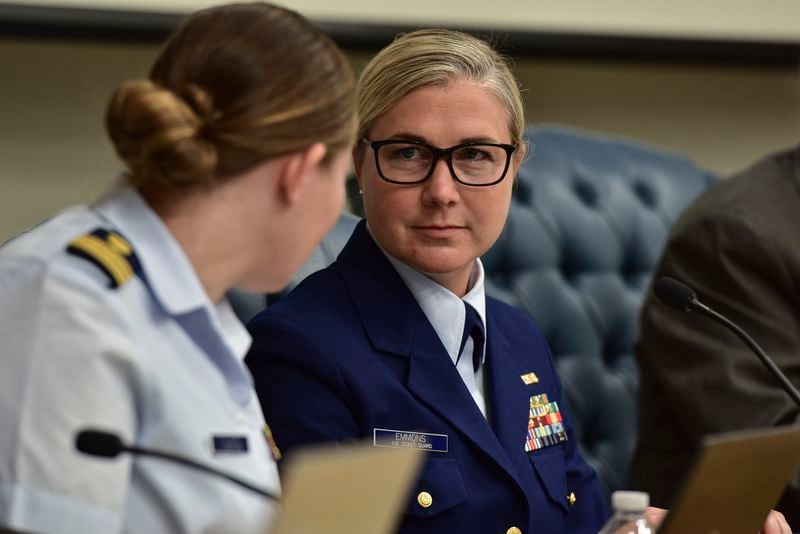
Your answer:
[457,302,485,372]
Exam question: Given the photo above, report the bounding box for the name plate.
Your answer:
[373,428,448,453]
[211,435,249,454]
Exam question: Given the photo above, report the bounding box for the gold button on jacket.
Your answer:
[417,491,433,508]
[506,527,522,534]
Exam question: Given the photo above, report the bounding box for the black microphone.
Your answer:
[75,429,280,501]
[653,276,800,409]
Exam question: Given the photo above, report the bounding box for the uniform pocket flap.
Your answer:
[405,457,468,517]
[531,451,570,512]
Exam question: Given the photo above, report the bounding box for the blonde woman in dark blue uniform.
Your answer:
[0,3,356,533]
[247,29,605,534]
[246,27,792,534]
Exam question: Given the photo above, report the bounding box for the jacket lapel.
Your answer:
[335,221,418,357]
[405,314,521,483]
[484,308,537,471]
[336,222,523,486]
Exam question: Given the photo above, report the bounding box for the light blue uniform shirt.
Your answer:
[380,244,488,416]
[0,183,280,533]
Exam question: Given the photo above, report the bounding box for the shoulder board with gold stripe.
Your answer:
[66,228,141,289]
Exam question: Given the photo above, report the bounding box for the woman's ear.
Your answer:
[515,141,528,163]
[351,145,364,193]
[278,142,327,205]
[508,141,527,180]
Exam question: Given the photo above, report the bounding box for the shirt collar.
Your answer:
[373,232,487,366]
[92,181,251,360]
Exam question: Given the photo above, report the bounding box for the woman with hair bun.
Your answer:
[0,3,355,533]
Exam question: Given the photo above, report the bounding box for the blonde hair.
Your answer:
[106,2,356,189]
[357,29,525,148]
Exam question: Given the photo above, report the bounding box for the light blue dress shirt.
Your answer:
[380,240,488,416]
[0,183,279,533]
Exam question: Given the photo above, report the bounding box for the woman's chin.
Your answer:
[405,255,474,285]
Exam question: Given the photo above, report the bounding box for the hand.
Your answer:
[760,509,791,534]
[643,506,667,528]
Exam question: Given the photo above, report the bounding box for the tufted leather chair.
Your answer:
[229,124,717,501]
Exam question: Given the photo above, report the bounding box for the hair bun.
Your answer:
[106,80,218,187]
[180,83,218,123]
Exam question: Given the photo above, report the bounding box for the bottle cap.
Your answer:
[611,491,649,512]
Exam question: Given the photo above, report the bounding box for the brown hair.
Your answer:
[106,2,356,188]
[357,29,524,153]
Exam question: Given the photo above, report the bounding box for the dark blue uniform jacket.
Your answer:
[247,221,607,533]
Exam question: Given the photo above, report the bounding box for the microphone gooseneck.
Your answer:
[653,276,800,409]
[75,429,280,501]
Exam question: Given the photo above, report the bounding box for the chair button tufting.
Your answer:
[633,181,657,208]
[573,180,598,207]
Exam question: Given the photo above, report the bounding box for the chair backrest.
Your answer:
[481,125,717,498]
[230,124,718,501]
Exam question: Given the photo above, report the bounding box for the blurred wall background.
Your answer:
[1,0,799,241]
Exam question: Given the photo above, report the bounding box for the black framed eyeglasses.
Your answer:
[362,138,517,186]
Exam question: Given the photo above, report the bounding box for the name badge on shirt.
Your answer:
[211,435,249,454]
[373,428,448,453]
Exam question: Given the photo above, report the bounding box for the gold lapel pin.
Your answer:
[520,372,539,385]
[263,424,282,461]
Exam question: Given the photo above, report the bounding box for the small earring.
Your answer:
[358,189,363,195]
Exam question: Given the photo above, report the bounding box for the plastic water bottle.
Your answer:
[597,491,655,534]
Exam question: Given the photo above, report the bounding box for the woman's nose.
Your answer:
[421,159,459,206]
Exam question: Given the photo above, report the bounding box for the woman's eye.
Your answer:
[397,148,419,159]
[458,148,490,161]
